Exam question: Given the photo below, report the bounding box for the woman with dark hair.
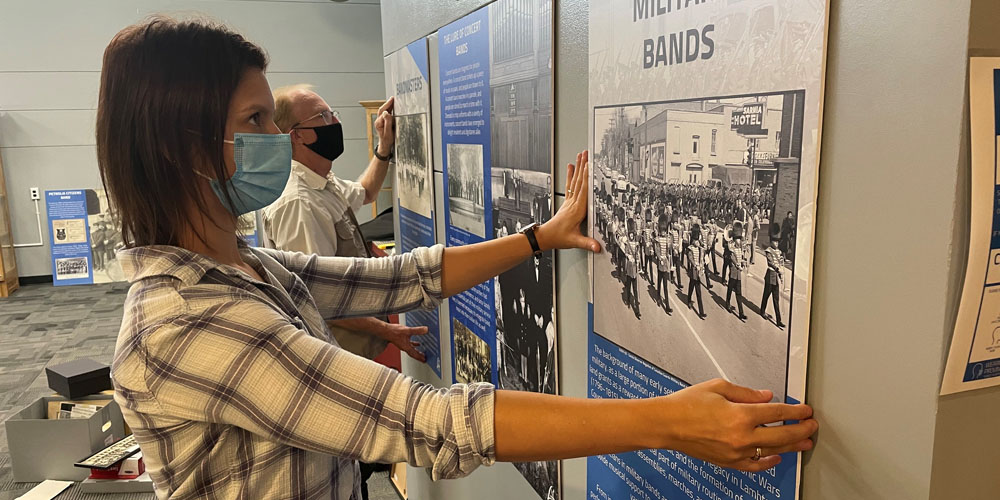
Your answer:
[101,17,816,500]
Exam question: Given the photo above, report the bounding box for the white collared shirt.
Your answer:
[263,160,367,256]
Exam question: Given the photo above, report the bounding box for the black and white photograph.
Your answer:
[493,267,555,395]
[447,143,486,237]
[454,319,491,384]
[592,91,805,402]
[490,107,556,401]
[487,0,558,497]
[87,189,124,283]
[395,113,432,218]
[54,256,89,280]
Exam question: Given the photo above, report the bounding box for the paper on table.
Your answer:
[15,480,72,500]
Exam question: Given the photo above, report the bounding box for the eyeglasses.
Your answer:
[290,109,340,129]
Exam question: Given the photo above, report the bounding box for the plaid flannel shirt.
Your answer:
[112,243,495,499]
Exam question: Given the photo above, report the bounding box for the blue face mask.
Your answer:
[200,133,293,216]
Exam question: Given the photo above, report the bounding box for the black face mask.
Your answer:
[301,122,344,162]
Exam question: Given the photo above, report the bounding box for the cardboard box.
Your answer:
[4,395,125,482]
[45,358,112,399]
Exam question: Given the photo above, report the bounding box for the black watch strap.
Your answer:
[521,223,543,259]
[374,147,393,162]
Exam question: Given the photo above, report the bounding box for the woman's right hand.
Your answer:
[656,378,818,472]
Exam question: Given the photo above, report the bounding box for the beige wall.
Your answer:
[0,0,388,278]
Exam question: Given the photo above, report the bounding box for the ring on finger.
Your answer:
[751,447,762,462]
[567,189,574,196]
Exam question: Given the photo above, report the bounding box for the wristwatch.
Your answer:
[374,146,394,162]
[519,222,544,260]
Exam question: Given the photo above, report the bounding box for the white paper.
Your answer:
[16,480,72,500]
[941,57,1000,395]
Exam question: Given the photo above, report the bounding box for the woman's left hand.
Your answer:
[536,150,601,253]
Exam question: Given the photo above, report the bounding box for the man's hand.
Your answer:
[376,321,428,363]
[374,97,396,158]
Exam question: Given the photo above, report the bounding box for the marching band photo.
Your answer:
[592,92,805,402]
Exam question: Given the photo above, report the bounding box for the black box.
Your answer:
[45,359,112,399]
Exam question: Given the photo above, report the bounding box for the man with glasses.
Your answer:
[264,85,424,500]
[264,85,426,362]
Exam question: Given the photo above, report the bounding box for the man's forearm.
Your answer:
[358,154,391,204]
[328,316,388,337]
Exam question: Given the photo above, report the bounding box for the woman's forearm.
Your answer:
[493,390,657,462]
[440,229,550,298]
[493,380,818,472]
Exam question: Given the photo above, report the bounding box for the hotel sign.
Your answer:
[731,103,768,138]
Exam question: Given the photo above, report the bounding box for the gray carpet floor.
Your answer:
[0,283,401,500]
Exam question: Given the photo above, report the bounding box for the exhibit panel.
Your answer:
[940,57,1000,395]
[438,1,560,498]
[386,38,443,377]
[587,1,829,499]
[45,189,123,286]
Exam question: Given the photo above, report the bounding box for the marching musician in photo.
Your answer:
[623,218,640,317]
[617,207,628,282]
[721,221,734,282]
[685,224,707,320]
[644,199,655,280]
[694,213,712,291]
[681,211,692,270]
[669,216,684,290]
[760,235,786,329]
[635,199,646,279]
[654,214,673,314]
[726,221,749,321]
[705,217,721,277]
[607,208,616,272]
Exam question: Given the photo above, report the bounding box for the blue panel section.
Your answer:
[407,38,430,83]
[993,69,1000,136]
[243,232,259,247]
[963,356,1000,382]
[46,190,94,286]
[992,185,1000,250]
[438,6,496,384]
[398,205,442,377]
[586,325,800,500]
